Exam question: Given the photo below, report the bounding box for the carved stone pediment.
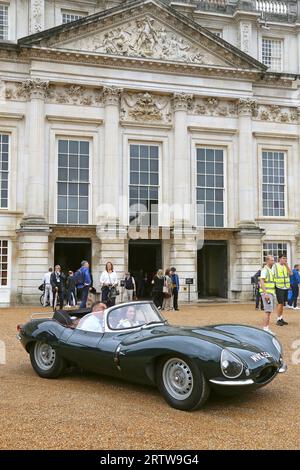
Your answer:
[19,0,266,73]
[53,15,227,67]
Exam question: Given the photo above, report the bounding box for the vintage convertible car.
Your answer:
[17,301,286,411]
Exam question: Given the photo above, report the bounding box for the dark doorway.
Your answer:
[129,240,162,298]
[54,238,92,274]
[197,241,228,298]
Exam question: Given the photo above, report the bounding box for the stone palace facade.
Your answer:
[1,0,300,305]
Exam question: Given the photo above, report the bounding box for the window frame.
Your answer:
[0,132,9,210]
[61,9,87,24]
[262,242,290,265]
[259,147,288,219]
[0,239,10,289]
[128,141,161,228]
[55,137,92,225]
[261,37,283,72]
[0,2,9,40]
[195,145,227,229]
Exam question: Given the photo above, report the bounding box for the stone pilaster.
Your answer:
[22,79,49,225]
[172,93,193,224]
[237,98,257,228]
[30,0,45,34]
[101,86,122,228]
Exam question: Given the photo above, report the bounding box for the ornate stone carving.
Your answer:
[189,97,237,117]
[47,84,103,106]
[238,22,251,54]
[254,104,298,123]
[5,79,49,101]
[25,79,49,100]
[173,93,193,112]
[62,16,217,65]
[30,0,44,34]
[120,92,172,123]
[103,86,122,106]
[238,98,257,116]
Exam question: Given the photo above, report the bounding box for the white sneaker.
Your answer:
[263,327,276,335]
[287,305,293,309]
[293,306,300,310]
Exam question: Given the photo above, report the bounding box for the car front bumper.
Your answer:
[209,362,287,386]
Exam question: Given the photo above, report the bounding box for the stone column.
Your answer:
[102,86,122,225]
[172,93,193,220]
[17,79,50,304]
[171,93,197,301]
[23,79,49,224]
[237,98,257,227]
[30,0,45,34]
[97,86,126,286]
[233,98,264,301]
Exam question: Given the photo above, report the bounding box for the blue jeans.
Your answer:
[288,284,299,308]
[80,285,89,308]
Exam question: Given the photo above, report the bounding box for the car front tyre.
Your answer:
[156,356,210,411]
[30,341,66,378]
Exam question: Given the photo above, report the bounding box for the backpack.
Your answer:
[125,276,134,290]
[74,269,84,286]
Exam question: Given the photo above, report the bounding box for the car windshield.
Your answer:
[108,303,165,330]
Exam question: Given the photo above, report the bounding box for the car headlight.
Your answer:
[272,337,282,354]
[221,349,244,379]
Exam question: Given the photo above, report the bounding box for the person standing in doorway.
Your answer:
[287,264,300,310]
[66,270,77,307]
[273,253,292,326]
[162,268,173,311]
[152,269,164,309]
[43,267,53,307]
[124,272,136,301]
[170,267,180,311]
[259,255,276,334]
[100,262,118,307]
[76,260,92,308]
[50,265,66,310]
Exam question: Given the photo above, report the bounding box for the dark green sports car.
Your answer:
[17,301,287,411]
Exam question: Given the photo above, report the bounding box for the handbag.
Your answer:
[38,283,44,291]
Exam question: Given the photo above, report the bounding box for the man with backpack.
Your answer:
[75,260,91,308]
[124,272,136,301]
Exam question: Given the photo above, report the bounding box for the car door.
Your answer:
[58,328,105,374]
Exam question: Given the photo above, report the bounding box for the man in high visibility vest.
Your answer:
[259,255,276,334]
[272,253,292,326]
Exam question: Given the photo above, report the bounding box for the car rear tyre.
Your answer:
[30,341,66,378]
[156,356,210,411]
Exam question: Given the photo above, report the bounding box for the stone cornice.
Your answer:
[6,46,263,82]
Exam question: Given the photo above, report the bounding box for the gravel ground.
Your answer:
[0,303,299,450]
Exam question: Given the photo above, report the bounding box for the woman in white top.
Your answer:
[100,262,118,307]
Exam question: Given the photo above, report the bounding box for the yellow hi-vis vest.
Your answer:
[273,263,290,289]
[259,267,275,294]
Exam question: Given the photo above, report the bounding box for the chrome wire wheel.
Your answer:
[34,342,56,371]
[162,357,194,400]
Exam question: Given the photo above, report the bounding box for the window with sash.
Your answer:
[57,139,90,224]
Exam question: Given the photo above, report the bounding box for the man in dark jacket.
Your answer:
[50,265,66,309]
[170,267,180,311]
[77,260,92,308]
[66,270,77,307]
